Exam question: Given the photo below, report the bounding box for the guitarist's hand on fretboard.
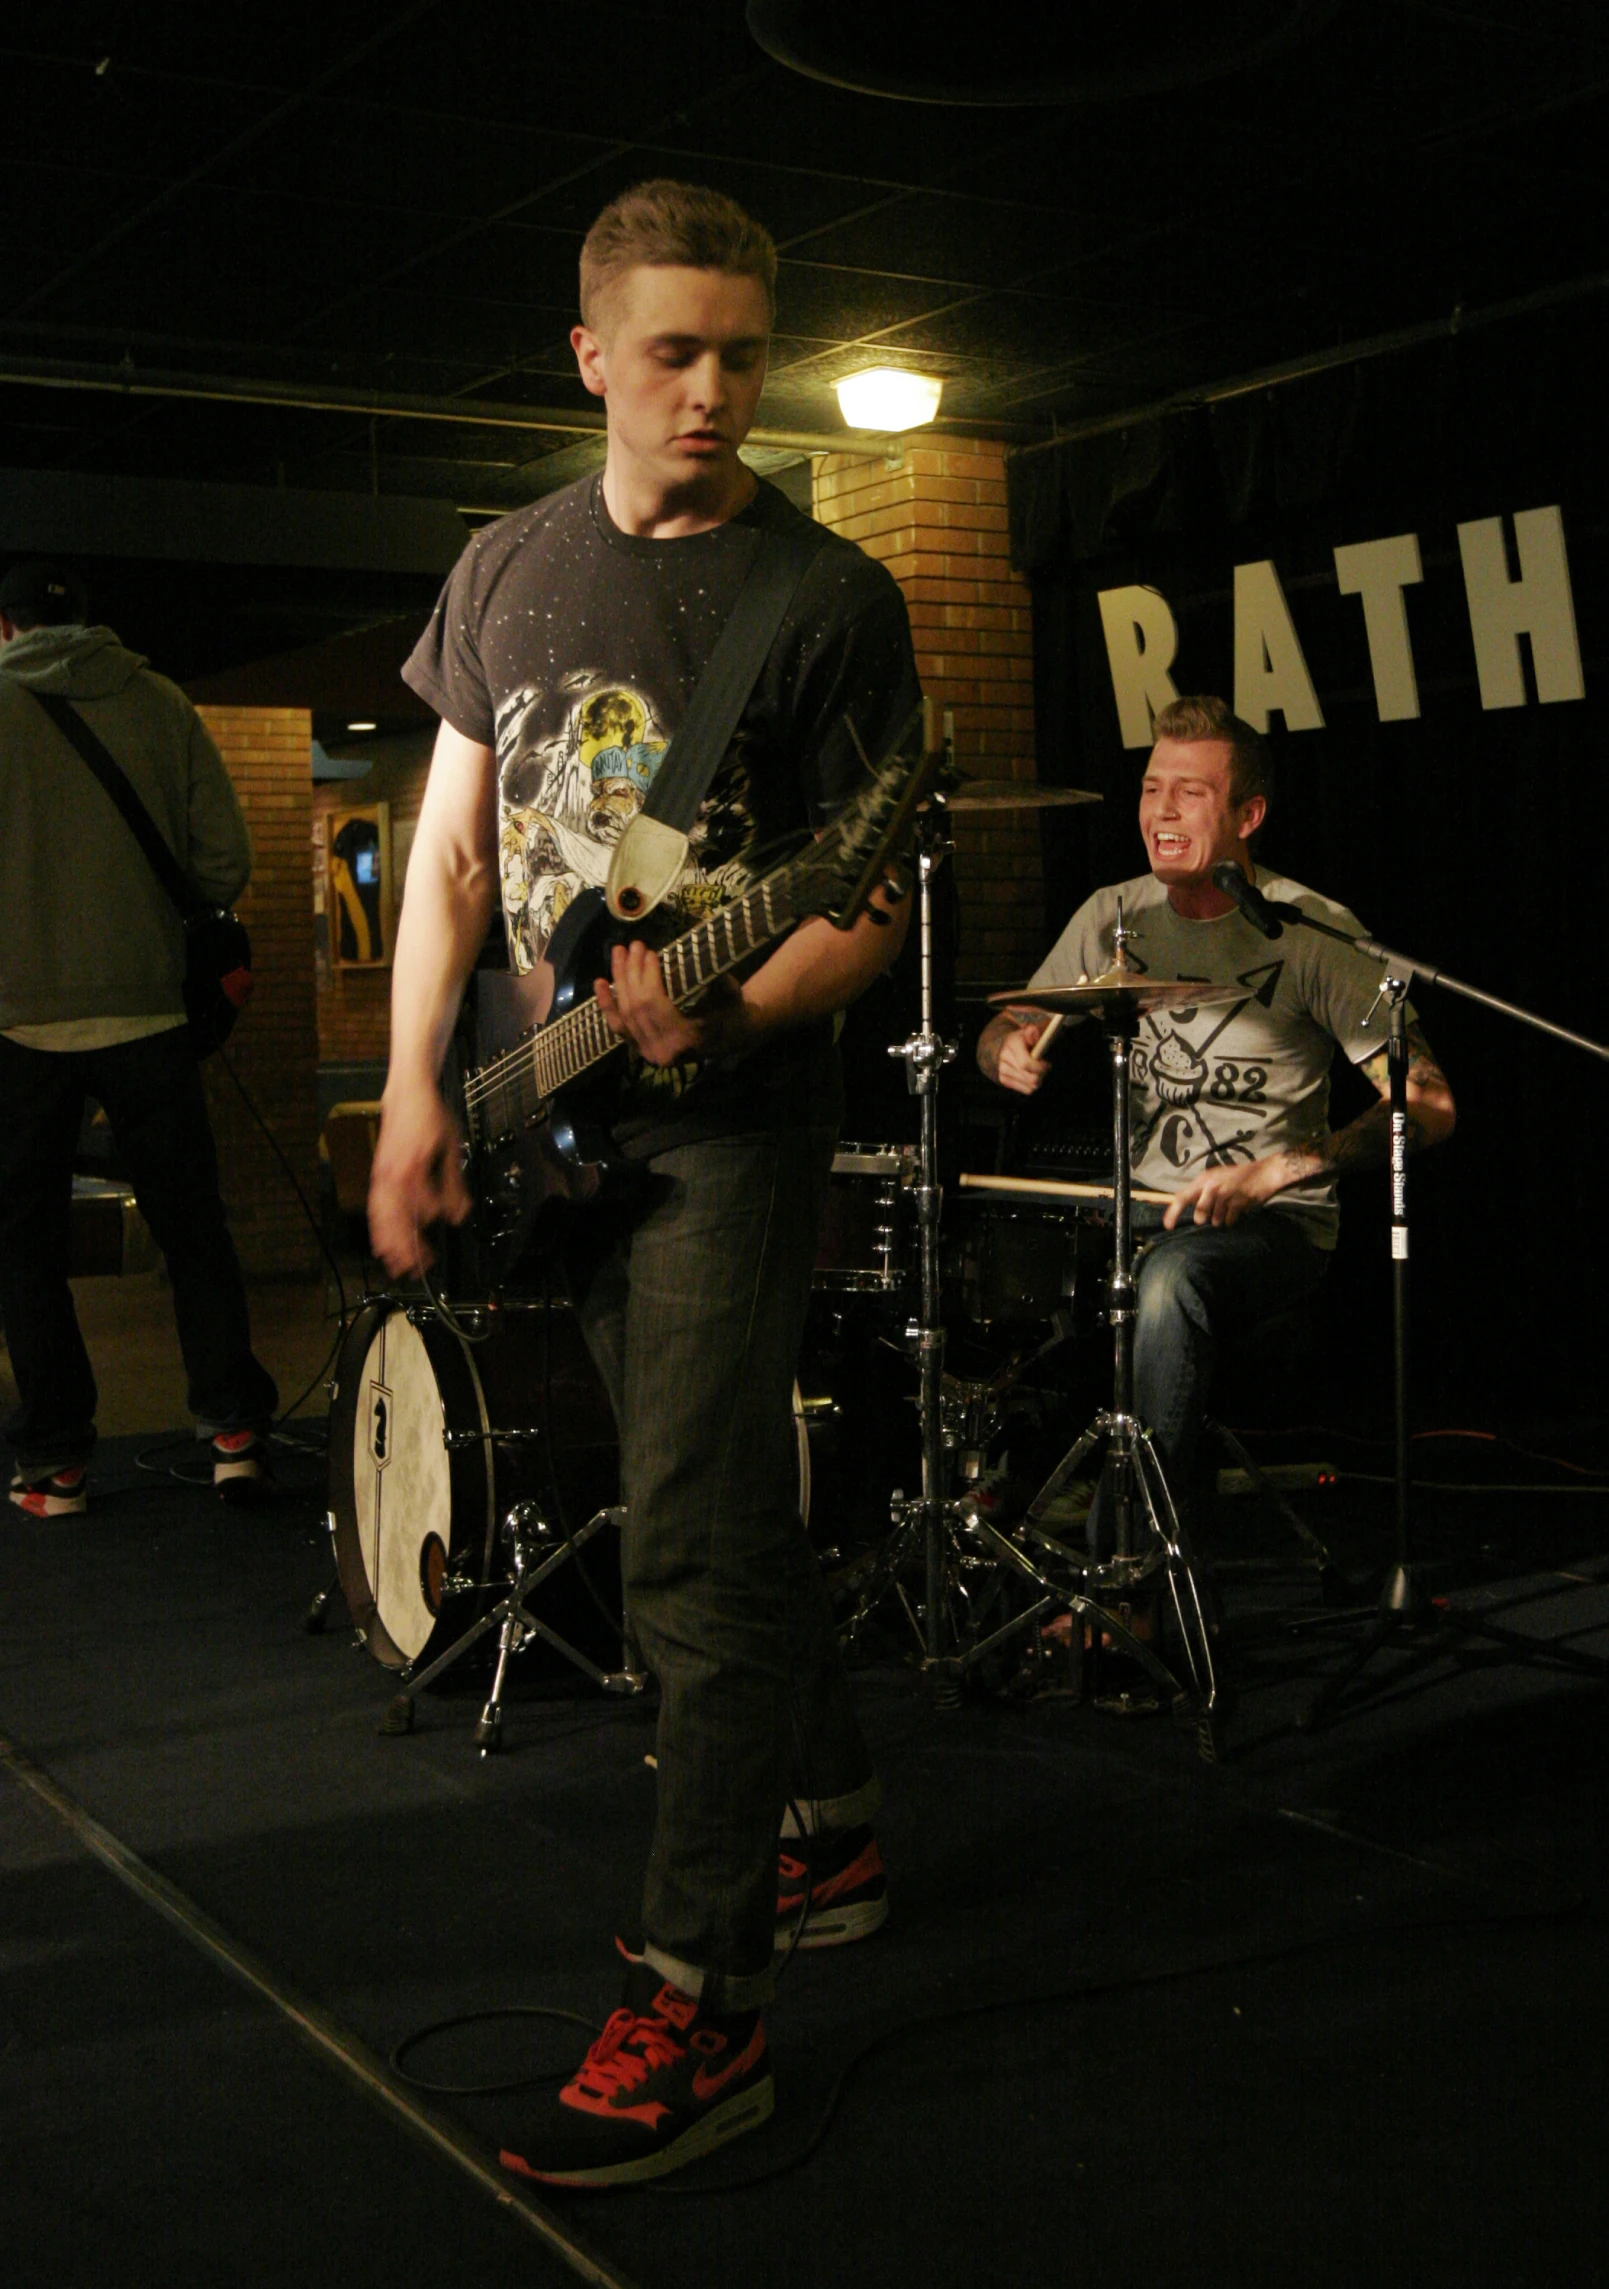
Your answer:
[595,938,746,1066]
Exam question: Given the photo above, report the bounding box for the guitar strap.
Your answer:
[605,511,828,921]
[27,686,205,919]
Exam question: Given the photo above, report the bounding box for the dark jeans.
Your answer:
[0,1027,277,1475]
[1090,1205,1330,1548]
[564,1126,877,2011]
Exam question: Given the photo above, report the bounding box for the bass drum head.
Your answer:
[327,1299,491,1670]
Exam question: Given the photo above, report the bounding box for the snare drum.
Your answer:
[950,1197,1110,1334]
[326,1297,618,1670]
[813,1142,913,1293]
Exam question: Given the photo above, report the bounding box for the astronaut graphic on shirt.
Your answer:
[493,670,759,982]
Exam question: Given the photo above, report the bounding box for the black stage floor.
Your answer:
[2,1429,1606,2289]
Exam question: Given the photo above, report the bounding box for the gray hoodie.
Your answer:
[0,623,251,1027]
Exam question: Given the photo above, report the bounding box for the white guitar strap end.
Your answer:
[606,813,691,922]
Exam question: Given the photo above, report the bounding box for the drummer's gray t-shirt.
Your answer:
[1030,870,1398,1247]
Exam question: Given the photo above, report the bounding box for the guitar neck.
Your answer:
[470,866,803,1133]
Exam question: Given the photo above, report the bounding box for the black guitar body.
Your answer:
[467,889,634,1282]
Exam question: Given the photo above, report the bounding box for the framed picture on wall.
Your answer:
[327,800,394,966]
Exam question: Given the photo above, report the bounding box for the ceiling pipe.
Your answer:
[0,352,892,461]
[1009,268,1609,457]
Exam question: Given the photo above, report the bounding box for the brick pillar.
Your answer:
[196,707,321,1277]
[813,432,1042,986]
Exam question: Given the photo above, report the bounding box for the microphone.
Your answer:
[1211,862,1288,939]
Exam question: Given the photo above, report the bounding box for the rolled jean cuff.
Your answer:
[780,1774,882,1838]
[9,1443,92,1481]
[641,1943,775,2015]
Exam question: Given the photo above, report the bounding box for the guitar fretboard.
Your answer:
[463,866,797,1145]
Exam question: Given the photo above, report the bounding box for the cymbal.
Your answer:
[989,966,1243,1017]
[945,780,1102,812]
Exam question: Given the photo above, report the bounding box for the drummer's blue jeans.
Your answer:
[1089,1205,1331,1552]
[564,1125,879,2012]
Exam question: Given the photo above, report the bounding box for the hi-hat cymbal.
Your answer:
[945,780,1102,812]
[989,966,1242,1017]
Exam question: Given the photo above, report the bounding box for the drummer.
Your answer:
[977,695,1455,1532]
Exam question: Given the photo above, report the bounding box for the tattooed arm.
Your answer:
[1163,1022,1456,1230]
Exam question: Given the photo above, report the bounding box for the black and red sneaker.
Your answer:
[211,1429,270,1505]
[776,1822,888,1952]
[8,1464,88,1519]
[499,1964,773,2188]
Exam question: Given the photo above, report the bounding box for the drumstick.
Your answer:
[959,1172,1176,1207]
[1028,1013,1064,1063]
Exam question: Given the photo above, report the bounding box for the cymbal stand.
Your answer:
[877,799,961,1695]
[837,796,1043,1688]
[954,907,1226,1758]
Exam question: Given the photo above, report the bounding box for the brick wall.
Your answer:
[813,433,1042,985]
[196,708,320,1276]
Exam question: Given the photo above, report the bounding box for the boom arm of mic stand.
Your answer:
[1276,914,1609,1065]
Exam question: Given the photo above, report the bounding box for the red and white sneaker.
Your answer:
[8,1464,88,1519]
[776,1822,889,1952]
[211,1429,270,1505]
[499,1964,772,2188]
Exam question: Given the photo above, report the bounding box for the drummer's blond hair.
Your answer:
[1152,695,1272,811]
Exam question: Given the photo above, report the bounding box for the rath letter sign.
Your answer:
[1097,505,1586,745]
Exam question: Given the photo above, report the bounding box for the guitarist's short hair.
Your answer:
[580,180,777,335]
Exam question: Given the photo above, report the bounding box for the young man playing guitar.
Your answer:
[369,181,919,2186]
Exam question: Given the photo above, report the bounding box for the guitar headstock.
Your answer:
[795,702,959,928]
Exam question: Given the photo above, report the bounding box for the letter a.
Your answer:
[1234,561,1325,733]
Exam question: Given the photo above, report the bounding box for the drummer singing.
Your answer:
[977,695,1456,1533]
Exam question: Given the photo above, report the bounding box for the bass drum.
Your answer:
[327,1296,619,1672]
[793,1294,919,1562]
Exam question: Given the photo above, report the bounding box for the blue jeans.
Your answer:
[0,1027,278,1475]
[563,1125,878,2011]
[1090,1205,1330,1549]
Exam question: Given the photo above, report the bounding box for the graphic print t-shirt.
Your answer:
[1030,871,1400,1247]
[403,475,920,1153]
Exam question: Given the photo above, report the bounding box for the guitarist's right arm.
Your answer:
[369,722,501,1277]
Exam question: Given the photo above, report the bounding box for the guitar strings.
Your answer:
[461,876,782,1123]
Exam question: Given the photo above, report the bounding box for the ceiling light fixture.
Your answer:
[834,368,944,433]
[346,718,378,732]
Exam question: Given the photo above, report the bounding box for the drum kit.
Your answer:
[321,775,1237,1760]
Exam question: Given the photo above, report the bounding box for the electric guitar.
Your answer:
[461,719,945,1276]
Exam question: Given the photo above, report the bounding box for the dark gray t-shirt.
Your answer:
[404,474,920,1153]
[1031,870,1400,1247]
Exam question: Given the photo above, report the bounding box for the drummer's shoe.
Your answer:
[8,1464,88,1518]
[776,1822,888,1951]
[499,1963,772,2188]
[211,1428,270,1504]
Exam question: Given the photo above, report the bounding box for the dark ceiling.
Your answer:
[2,0,1605,676]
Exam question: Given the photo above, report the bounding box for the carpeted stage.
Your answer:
[2,1429,1606,2289]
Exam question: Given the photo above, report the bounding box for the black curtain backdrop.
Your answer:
[1008,303,1608,1436]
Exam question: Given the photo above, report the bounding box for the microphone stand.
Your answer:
[1223,881,1609,1727]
